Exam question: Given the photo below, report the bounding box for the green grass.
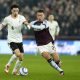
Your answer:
[0,54,80,80]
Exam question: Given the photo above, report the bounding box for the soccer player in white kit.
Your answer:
[0,4,29,75]
[48,14,61,67]
[29,9,64,76]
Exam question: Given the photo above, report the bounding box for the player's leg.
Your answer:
[12,52,23,75]
[12,43,24,75]
[38,42,64,75]
[4,53,17,73]
[4,43,18,74]
[51,44,61,67]
[14,48,23,61]
[51,52,61,67]
[12,54,23,75]
[41,52,64,75]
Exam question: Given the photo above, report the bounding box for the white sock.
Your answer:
[7,54,17,66]
[12,59,22,73]
[48,59,63,72]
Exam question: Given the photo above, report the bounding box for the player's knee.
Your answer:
[16,52,21,57]
[16,52,22,60]
[19,54,23,61]
[42,52,51,60]
[14,49,21,57]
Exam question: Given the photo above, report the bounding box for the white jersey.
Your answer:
[49,21,60,40]
[2,14,26,43]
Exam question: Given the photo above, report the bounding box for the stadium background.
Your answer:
[0,0,80,80]
[0,0,80,55]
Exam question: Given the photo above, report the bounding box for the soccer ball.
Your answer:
[19,67,28,76]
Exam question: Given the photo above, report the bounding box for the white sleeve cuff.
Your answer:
[27,25,31,29]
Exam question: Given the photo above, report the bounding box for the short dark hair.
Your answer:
[10,4,19,10]
[36,9,45,13]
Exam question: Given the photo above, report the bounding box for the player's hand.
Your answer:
[23,21,29,25]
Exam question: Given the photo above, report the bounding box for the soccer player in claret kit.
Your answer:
[0,4,29,75]
[28,9,64,76]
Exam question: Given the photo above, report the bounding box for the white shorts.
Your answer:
[37,42,56,54]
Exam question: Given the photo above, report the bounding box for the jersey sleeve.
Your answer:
[2,17,8,26]
[20,15,26,23]
[55,22,60,35]
[47,21,51,28]
[29,21,34,26]
[29,21,35,28]
[30,21,46,29]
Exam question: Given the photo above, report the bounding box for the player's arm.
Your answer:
[0,24,4,30]
[20,15,31,29]
[31,24,46,29]
[23,21,31,29]
[0,18,7,30]
[55,22,60,36]
[55,22,60,40]
[29,21,47,29]
[56,25,60,36]
[23,20,46,30]
[24,22,45,29]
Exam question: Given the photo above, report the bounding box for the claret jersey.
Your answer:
[30,20,53,46]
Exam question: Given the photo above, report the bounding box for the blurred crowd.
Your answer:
[0,0,80,39]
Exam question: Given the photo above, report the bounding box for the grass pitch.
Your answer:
[0,54,80,80]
